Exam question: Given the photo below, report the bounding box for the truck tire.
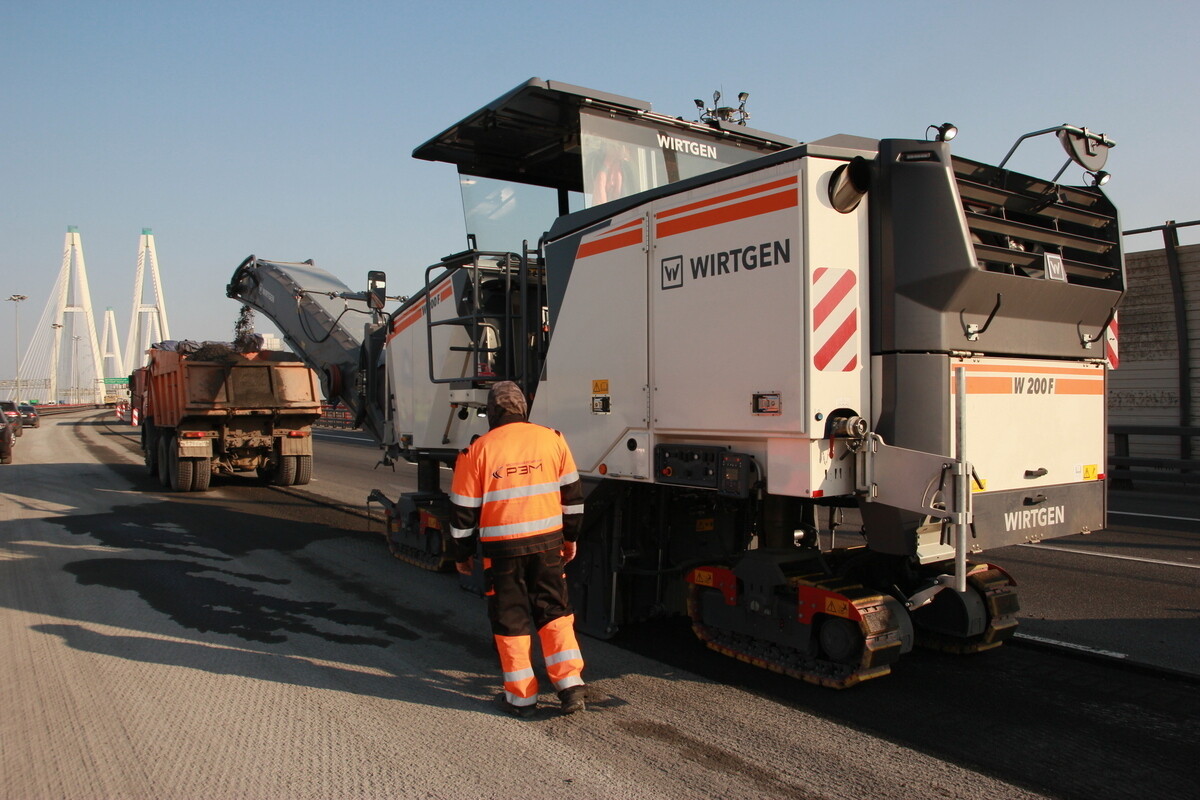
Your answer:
[191,457,212,491]
[293,455,312,486]
[168,446,194,492]
[157,435,171,486]
[144,428,158,475]
[271,456,297,486]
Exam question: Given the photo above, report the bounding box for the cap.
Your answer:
[487,381,528,420]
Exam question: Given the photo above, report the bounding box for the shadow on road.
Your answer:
[30,622,498,716]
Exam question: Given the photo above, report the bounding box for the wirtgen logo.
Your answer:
[661,239,791,291]
[661,256,684,290]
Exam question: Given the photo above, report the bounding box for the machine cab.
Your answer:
[407,78,797,392]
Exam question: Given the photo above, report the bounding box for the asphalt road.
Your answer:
[1,411,1197,799]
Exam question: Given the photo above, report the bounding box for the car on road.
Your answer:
[18,404,39,428]
[0,416,14,464]
[0,400,22,437]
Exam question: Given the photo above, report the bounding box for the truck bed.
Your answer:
[146,350,322,428]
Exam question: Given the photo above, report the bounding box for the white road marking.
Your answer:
[1017,542,1200,569]
[312,429,372,442]
[1014,632,1128,659]
[1109,510,1200,523]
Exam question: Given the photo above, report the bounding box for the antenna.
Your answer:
[694,90,751,126]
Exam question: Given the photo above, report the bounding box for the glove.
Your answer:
[455,556,474,576]
[561,541,577,565]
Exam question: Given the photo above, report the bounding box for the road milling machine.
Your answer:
[228,79,1123,687]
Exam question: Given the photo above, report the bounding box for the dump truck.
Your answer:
[228,79,1123,686]
[133,341,324,492]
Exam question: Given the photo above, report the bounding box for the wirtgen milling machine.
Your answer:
[228,79,1123,687]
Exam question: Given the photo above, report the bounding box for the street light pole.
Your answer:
[6,294,26,403]
[50,323,63,402]
[72,336,81,405]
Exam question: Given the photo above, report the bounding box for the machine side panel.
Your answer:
[864,353,1107,552]
[803,158,870,419]
[649,163,807,436]
[531,212,651,477]
[765,159,870,498]
[955,357,1106,493]
[387,277,490,452]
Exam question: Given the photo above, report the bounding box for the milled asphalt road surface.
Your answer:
[0,413,1169,798]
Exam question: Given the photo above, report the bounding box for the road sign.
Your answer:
[103,377,128,385]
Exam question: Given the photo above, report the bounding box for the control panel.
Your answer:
[654,444,754,498]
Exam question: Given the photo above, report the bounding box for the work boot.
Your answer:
[558,685,587,715]
[494,693,537,719]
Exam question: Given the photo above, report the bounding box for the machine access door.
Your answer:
[534,211,652,479]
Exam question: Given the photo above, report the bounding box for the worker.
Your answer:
[449,381,587,718]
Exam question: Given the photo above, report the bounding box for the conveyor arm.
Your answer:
[227,255,391,447]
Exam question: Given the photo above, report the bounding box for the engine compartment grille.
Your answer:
[952,156,1122,290]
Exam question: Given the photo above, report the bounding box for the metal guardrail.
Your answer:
[1108,425,1200,487]
[31,403,105,417]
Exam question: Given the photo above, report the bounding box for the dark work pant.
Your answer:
[486,548,572,637]
[486,548,583,703]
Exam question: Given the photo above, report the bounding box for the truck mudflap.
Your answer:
[279,433,313,456]
[969,479,1105,550]
[177,437,213,458]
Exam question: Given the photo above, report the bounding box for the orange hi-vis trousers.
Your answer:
[487,549,584,707]
[495,616,584,707]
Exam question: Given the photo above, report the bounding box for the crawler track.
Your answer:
[915,566,1019,654]
[687,576,909,689]
[382,515,455,572]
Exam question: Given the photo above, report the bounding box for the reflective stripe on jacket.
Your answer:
[450,421,584,559]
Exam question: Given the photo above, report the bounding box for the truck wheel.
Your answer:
[168,446,194,492]
[144,428,158,475]
[156,436,171,486]
[191,457,212,491]
[271,456,297,486]
[293,455,312,486]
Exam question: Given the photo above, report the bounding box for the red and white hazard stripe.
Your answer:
[1105,312,1119,369]
[811,267,859,372]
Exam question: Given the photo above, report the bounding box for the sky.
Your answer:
[3,0,1199,385]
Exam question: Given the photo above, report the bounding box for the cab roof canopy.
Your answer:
[411,78,797,193]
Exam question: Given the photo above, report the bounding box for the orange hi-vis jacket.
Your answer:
[449,421,585,559]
